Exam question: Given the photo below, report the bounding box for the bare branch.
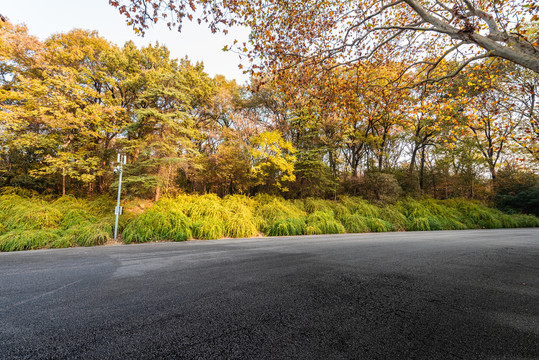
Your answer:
[462,0,501,37]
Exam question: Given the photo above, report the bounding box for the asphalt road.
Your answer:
[1,229,538,359]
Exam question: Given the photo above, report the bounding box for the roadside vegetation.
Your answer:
[1,22,539,252]
[1,188,537,252]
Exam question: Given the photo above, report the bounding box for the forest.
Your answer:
[0,15,538,250]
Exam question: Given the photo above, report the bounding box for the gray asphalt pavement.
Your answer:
[1,229,538,359]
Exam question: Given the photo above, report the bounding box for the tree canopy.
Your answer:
[0,17,537,205]
[110,0,539,81]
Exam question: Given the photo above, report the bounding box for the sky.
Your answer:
[2,0,250,83]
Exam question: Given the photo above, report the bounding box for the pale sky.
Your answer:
[2,0,250,83]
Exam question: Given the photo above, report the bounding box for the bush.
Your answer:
[494,168,539,216]
[358,172,402,203]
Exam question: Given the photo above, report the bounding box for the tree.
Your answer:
[249,130,296,193]
[111,0,539,81]
[120,45,214,201]
[490,61,539,162]
[0,27,126,195]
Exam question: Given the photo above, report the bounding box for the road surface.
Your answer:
[1,229,538,359]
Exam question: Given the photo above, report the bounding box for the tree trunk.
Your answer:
[419,147,425,191]
[62,167,66,196]
[489,166,497,193]
[409,145,419,173]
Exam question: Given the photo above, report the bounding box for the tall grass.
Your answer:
[122,209,192,243]
[0,192,115,251]
[0,189,537,251]
[304,211,346,235]
[339,213,370,233]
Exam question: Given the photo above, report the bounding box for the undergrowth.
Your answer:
[0,187,537,252]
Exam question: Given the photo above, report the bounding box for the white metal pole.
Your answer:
[114,155,124,241]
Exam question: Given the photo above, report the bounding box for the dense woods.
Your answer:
[1,21,537,210]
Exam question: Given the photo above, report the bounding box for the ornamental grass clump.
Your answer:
[226,215,259,238]
[304,211,345,235]
[186,193,226,221]
[5,200,62,230]
[0,229,60,252]
[364,217,394,232]
[61,221,113,247]
[61,208,98,228]
[303,198,335,215]
[329,203,351,218]
[340,196,380,218]
[377,206,407,231]
[512,214,539,227]
[265,218,305,236]
[406,217,431,231]
[192,219,225,240]
[122,209,192,243]
[258,198,307,234]
[339,213,370,233]
[258,199,305,221]
[398,199,446,231]
[464,208,503,229]
[223,195,260,238]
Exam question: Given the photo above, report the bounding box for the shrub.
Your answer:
[494,168,539,216]
[358,172,402,203]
